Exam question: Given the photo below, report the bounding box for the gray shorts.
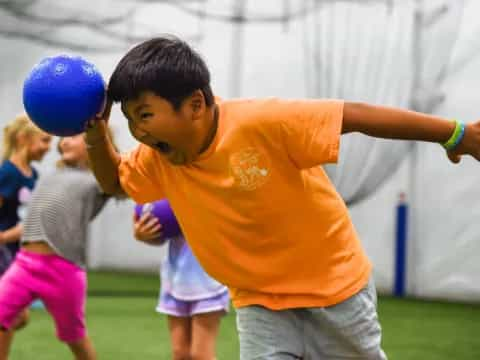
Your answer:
[236,278,387,359]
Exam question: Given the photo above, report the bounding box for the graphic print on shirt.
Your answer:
[229,147,270,191]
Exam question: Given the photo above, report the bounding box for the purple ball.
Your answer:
[23,54,105,136]
[134,200,181,238]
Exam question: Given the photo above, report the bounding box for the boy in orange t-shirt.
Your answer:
[85,36,480,359]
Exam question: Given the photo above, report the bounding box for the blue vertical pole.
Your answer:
[394,192,408,297]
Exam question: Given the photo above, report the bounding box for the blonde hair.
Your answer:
[56,127,118,169]
[2,114,44,161]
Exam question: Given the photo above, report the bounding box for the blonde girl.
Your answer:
[0,114,52,260]
[0,114,51,332]
[0,131,116,359]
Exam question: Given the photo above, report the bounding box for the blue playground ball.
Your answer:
[23,55,105,136]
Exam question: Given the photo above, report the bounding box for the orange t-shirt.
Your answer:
[119,98,371,310]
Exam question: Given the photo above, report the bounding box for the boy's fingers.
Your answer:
[136,214,146,225]
[144,219,161,232]
[146,233,165,245]
[101,97,113,121]
[149,231,163,240]
[85,118,97,129]
[138,212,154,225]
[148,220,162,230]
[136,231,159,241]
[138,231,164,244]
[136,219,162,236]
[447,151,461,164]
[143,224,162,236]
[93,96,112,121]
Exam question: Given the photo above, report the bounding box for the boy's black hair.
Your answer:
[108,35,214,110]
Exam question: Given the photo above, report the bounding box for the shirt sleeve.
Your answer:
[118,145,166,204]
[0,167,16,199]
[276,99,344,169]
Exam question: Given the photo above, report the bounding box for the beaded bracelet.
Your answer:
[442,120,465,151]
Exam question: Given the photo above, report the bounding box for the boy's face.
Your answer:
[122,91,206,165]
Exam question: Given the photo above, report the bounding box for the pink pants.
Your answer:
[0,249,87,343]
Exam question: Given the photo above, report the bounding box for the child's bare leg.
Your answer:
[0,327,14,360]
[67,336,96,360]
[12,309,29,330]
[190,311,223,360]
[168,315,192,360]
[0,309,30,360]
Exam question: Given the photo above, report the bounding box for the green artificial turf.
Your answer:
[9,271,480,359]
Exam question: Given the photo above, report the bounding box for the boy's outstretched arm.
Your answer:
[342,102,480,163]
[85,100,124,195]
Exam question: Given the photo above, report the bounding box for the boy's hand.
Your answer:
[84,97,112,145]
[446,122,480,163]
[133,212,165,246]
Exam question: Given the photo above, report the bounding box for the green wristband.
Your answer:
[442,120,465,150]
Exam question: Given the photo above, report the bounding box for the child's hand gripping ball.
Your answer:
[134,200,181,245]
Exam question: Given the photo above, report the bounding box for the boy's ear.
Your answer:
[189,90,205,116]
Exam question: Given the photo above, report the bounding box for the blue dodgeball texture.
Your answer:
[23,55,105,136]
